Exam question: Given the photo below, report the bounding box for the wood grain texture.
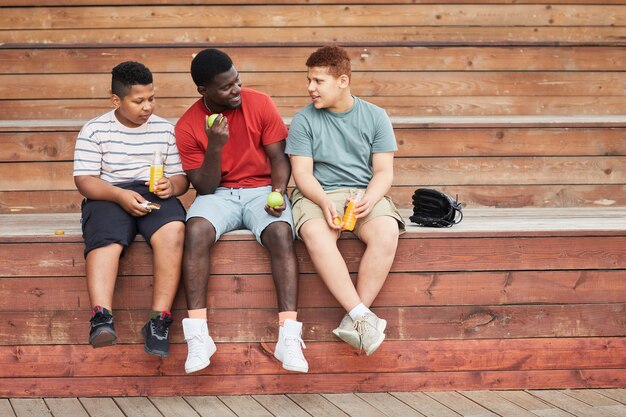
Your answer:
[3,185,626,213]
[3,72,625,100]
[3,47,626,74]
[2,270,625,312]
[4,5,626,30]
[2,155,624,191]
[1,304,625,344]
[2,234,626,277]
[0,369,624,398]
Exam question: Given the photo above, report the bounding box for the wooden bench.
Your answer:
[0,0,625,397]
[1,208,625,397]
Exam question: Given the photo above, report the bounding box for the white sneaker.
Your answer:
[332,314,360,349]
[353,312,387,356]
[182,318,216,374]
[274,319,308,373]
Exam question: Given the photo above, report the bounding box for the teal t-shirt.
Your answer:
[286,96,397,190]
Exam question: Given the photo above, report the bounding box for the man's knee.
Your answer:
[261,221,294,251]
[185,217,216,248]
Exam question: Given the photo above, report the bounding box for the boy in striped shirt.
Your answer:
[73,61,189,357]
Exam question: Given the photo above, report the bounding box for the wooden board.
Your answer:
[3,47,626,74]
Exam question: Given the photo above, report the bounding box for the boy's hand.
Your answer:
[354,194,372,219]
[322,199,342,230]
[204,114,229,151]
[116,189,151,217]
[144,176,173,199]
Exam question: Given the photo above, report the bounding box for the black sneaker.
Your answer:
[142,311,173,357]
[89,306,117,348]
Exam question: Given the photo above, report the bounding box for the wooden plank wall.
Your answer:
[1,220,625,396]
[0,1,625,212]
[0,1,625,396]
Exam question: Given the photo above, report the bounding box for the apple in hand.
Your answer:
[206,114,221,128]
[267,191,284,208]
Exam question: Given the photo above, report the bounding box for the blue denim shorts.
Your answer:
[186,185,295,244]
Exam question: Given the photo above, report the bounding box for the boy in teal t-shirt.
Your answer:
[286,45,405,356]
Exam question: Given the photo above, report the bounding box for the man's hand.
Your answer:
[204,114,229,151]
[265,198,286,218]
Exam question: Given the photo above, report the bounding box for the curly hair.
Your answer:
[111,61,153,99]
[191,48,233,87]
[305,45,351,80]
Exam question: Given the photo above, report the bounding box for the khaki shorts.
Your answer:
[291,188,406,239]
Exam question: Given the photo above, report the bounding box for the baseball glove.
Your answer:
[409,188,463,227]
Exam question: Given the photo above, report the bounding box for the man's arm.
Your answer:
[263,139,290,217]
[265,140,290,194]
[185,114,229,195]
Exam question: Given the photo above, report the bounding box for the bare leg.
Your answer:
[356,216,399,307]
[150,221,185,311]
[86,243,124,310]
[182,217,217,311]
[300,218,361,312]
[261,221,299,312]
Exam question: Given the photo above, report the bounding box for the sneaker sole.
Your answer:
[282,362,309,373]
[185,341,217,374]
[141,326,170,358]
[274,351,309,373]
[332,328,361,349]
[89,328,117,348]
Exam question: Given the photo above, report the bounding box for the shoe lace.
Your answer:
[187,333,206,357]
[284,335,306,358]
[353,318,370,352]
[90,311,111,326]
[151,316,173,338]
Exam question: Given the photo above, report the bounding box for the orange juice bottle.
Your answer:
[149,150,164,192]
[342,192,364,231]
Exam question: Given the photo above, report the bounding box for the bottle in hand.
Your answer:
[149,150,164,192]
[342,192,364,231]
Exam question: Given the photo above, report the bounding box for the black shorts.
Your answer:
[80,182,186,258]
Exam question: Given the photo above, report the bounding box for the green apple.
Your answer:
[267,191,284,208]
[206,113,220,128]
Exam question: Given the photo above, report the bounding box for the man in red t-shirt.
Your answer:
[175,48,308,374]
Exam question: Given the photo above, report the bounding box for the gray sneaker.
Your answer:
[332,314,360,349]
[353,312,387,356]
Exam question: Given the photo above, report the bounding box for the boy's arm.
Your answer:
[356,151,394,218]
[150,174,189,199]
[290,155,341,229]
[74,175,149,216]
[168,174,190,197]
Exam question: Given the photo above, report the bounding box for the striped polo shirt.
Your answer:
[73,110,185,184]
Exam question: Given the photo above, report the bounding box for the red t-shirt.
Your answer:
[175,88,288,188]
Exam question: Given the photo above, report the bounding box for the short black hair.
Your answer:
[111,61,153,99]
[191,49,233,87]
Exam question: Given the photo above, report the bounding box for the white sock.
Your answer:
[348,303,370,320]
